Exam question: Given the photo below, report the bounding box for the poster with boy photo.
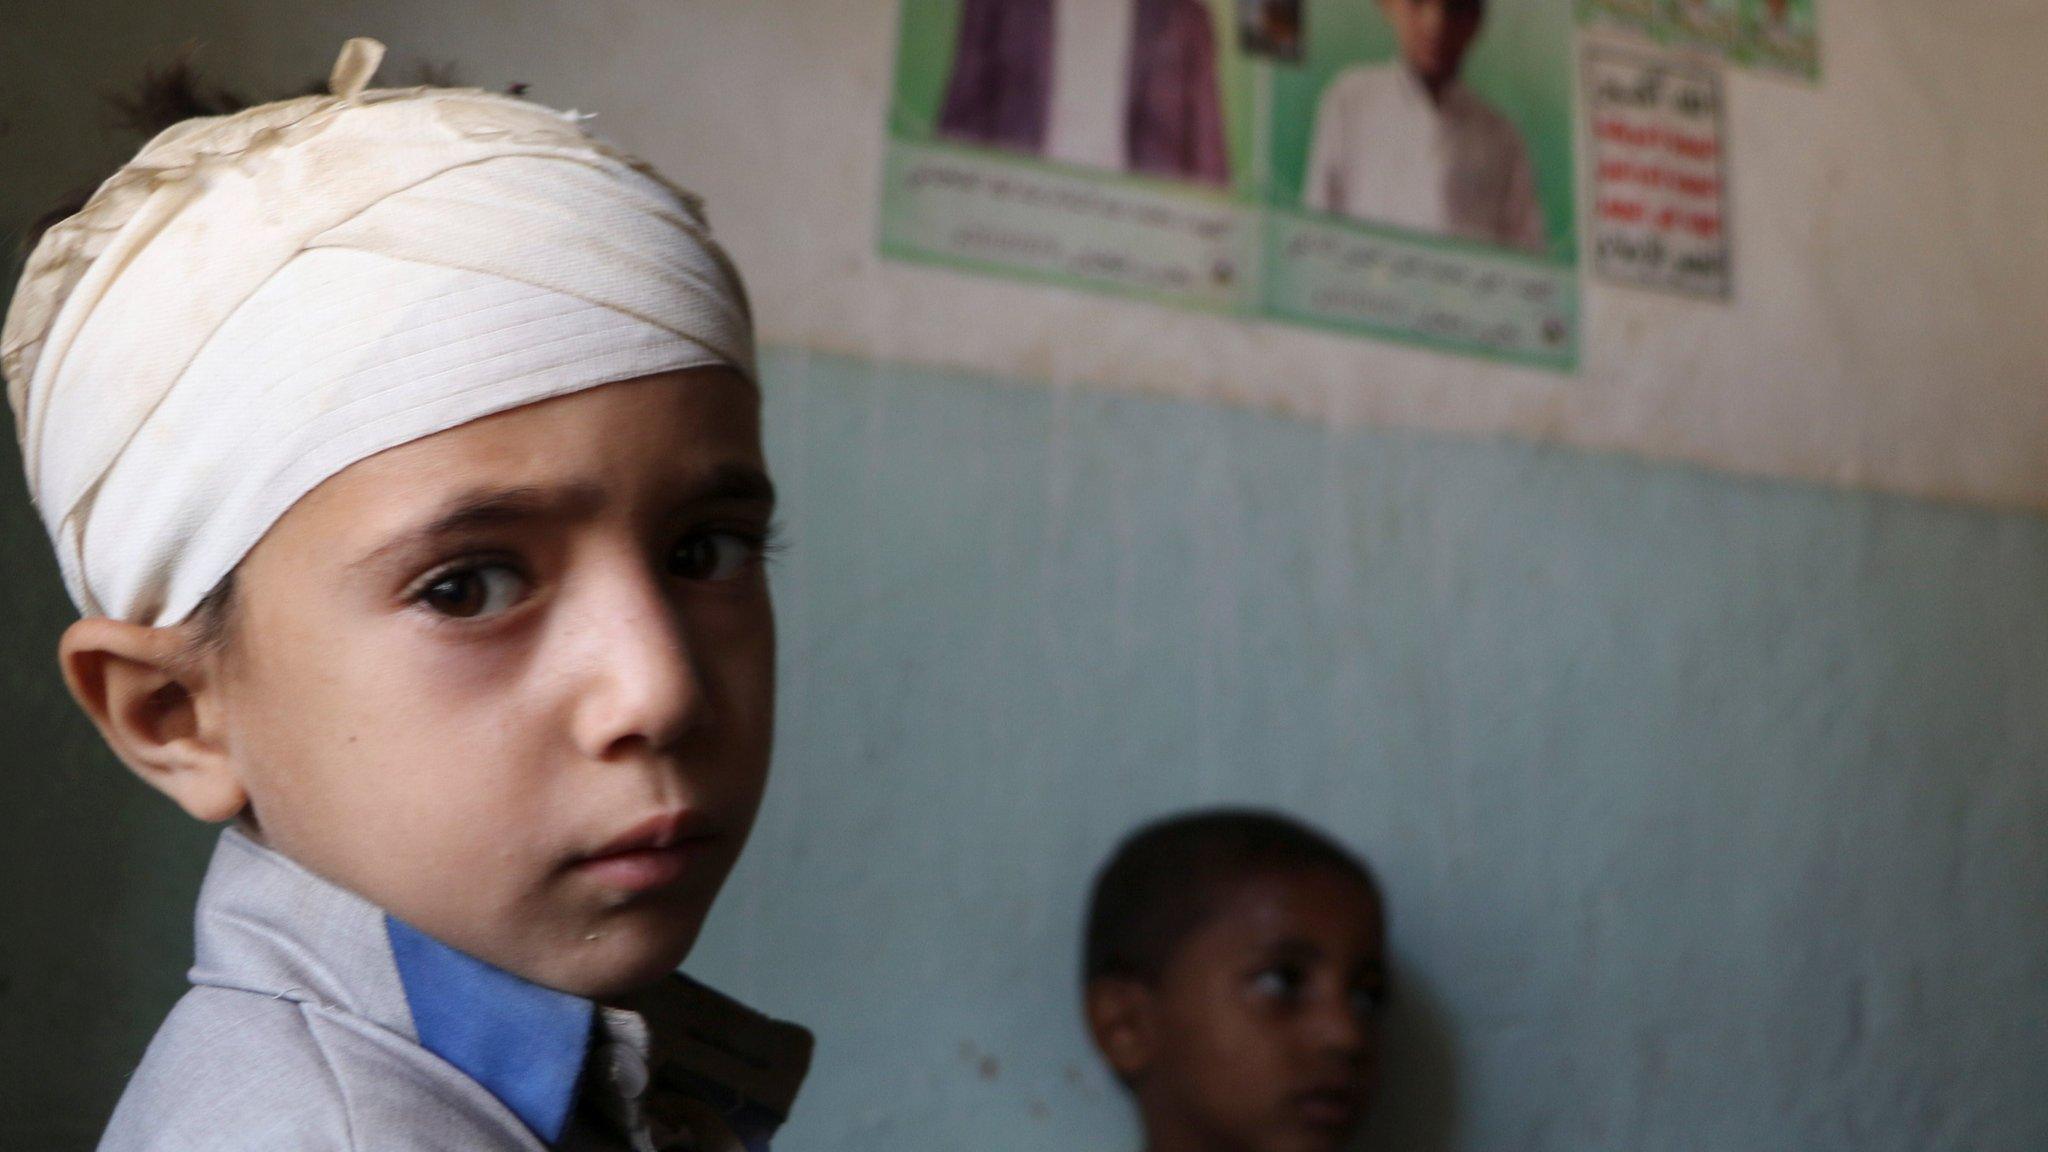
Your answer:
[879,0,1580,366]
[1263,0,1580,366]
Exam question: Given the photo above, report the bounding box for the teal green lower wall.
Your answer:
[3,348,2044,1149]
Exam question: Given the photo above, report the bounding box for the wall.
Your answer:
[2,3,2046,1151]
[7,1,2046,507]
[714,351,2048,1151]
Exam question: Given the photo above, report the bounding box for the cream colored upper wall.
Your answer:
[3,0,2045,509]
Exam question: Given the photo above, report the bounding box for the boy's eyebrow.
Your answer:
[1263,935,1326,963]
[1262,934,1386,970]
[351,465,777,571]
[693,463,778,507]
[350,484,601,571]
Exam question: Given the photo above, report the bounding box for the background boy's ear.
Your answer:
[58,618,245,822]
[1084,976,1160,1081]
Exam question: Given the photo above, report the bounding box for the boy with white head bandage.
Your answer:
[6,39,808,1151]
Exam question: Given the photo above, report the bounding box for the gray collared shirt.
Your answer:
[99,829,809,1151]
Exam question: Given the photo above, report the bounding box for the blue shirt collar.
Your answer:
[384,915,595,1143]
[186,829,809,1149]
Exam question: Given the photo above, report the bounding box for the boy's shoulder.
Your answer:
[99,984,545,1152]
[1320,61,1403,108]
[1443,83,1530,149]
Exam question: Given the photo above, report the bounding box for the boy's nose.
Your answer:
[1307,998,1373,1064]
[565,560,704,762]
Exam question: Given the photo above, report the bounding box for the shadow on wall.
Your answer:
[1358,960,1459,1152]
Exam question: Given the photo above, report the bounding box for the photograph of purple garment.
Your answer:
[937,0,1232,187]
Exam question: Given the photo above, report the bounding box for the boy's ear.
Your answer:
[58,618,245,822]
[1084,976,1160,1081]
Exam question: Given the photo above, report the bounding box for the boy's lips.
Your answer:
[1291,1084,1364,1131]
[573,809,716,892]
[592,809,696,854]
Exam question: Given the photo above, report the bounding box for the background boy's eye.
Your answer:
[1250,964,1306,1001]
[669,531,760,582]
[417,564,526,619]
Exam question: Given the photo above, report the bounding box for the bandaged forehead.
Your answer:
[2,38,755,625]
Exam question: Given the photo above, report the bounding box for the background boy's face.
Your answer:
[1101,867,1386,1152]
[213,369,776,999]
[1380,0,1486,90]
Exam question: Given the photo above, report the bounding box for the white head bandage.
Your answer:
[3,38,754,625]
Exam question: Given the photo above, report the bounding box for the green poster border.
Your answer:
[876,136,1262,314]
[880,134,1582,372]
[1261,209,1580,371]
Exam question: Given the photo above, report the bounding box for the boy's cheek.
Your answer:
[1158,1003,1289,1112]
[691,598,777,677]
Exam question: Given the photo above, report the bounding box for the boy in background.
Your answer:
[1303,0,1546,252]
[1082,809,1388,1152]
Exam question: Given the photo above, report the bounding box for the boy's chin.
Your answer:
[524,915,708,1001]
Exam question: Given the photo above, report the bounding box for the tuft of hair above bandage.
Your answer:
[2,38,756,625]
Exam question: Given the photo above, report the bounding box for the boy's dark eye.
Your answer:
[669,530,763,582]
[417,564,527,619]
[1250,964,1307,1002]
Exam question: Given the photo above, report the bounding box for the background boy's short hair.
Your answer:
[1082,807,1379,985]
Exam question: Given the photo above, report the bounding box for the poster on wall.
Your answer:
[878,0,1581,369]
[1584,46,1729,298]
[879,0,1265,315]
[1580,0,1818,81]
[1261,0,1581,366]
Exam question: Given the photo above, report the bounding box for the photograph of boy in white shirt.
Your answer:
[1302,0,1547,253]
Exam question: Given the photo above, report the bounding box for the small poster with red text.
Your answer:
[1584,47,1730,299]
